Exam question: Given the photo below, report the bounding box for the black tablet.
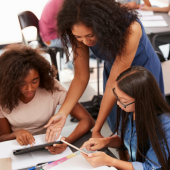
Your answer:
[13,141,63,155]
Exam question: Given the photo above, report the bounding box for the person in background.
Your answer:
[141,0,170,12]
[118,0,151,9]
[141,0,170,60]
[39,0,63,48]
[0,44,94,154]
[81,66,170,170]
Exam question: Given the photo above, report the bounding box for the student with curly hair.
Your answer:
[0,44,94,155]
[81,66,170,170]
[44,0,164,142]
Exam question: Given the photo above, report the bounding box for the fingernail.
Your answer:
[53,144,56,146]
[88,154,92,157]
[45,147,48,149]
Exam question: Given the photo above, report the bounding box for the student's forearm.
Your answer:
[150,6,170,12]
[92,85,116,134]
[66,117,94,144]
[105,135,122,148]
[58,76,89,116]
[108,158,134,170]
[0,132,16,142]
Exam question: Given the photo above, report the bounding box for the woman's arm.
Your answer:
[82,151,134,170]
[65,103,95,143]
[58,42,90,117]
[92,21,142,137]
[0,118,35,145]
[81,135,122,151]
[45,41,90,141]
[0,118,14,142]
[141,5,170,12]
[108,158,134,170]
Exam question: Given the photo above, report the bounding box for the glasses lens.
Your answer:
[113,88,126,108]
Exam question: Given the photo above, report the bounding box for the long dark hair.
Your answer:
[57,0,138,61]
[0,44,56,113]
[115,66,170,169]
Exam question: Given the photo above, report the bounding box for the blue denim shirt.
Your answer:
[119,113,170,170]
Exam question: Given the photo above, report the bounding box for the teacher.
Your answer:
[44,0,164,142]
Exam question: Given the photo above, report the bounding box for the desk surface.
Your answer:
[19,131,116,170]
[145,12,170,34]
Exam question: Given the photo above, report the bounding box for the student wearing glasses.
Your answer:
[44,0,164,144]
[81,66,170,170]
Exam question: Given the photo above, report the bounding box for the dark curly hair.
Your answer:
[0,44,56,113]
[57,0,138,61]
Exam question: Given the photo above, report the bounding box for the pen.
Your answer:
[60,139,89,155]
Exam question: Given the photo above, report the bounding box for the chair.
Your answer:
[155,51,166,62]
[18,11,64,81]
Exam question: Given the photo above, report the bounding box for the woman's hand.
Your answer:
[81,138,109,151]
[46,137,67,154]
[81,151,113,167]
[44,113,67,142]
[14,129,35,146]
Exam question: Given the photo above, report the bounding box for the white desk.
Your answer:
[0,124,116,170]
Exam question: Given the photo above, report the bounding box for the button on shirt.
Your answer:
[119,113,170,170]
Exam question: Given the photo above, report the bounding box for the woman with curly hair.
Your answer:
[81,66,170,170]
[0,44,94,154]
[44,0,164,142]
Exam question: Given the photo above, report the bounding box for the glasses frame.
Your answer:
[112,88,135,108]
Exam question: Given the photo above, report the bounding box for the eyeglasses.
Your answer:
[112,88,135,108]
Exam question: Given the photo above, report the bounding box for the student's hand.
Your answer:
[44,113,67,142]
[45,137,67,154]
[14,129,35,146]
[80,138,109,151]
[81,151,113,167]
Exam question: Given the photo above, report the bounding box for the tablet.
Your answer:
[13,141,63,155]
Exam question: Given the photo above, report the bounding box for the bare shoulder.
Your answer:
[130,21,142,37]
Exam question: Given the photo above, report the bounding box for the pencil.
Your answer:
[60,139,89,155]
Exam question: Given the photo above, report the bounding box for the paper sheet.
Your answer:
[136,10,154,17]
[141,20,168,27]
[49,153,117,170]
[139,15,164,21]
[0,134,72,170]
